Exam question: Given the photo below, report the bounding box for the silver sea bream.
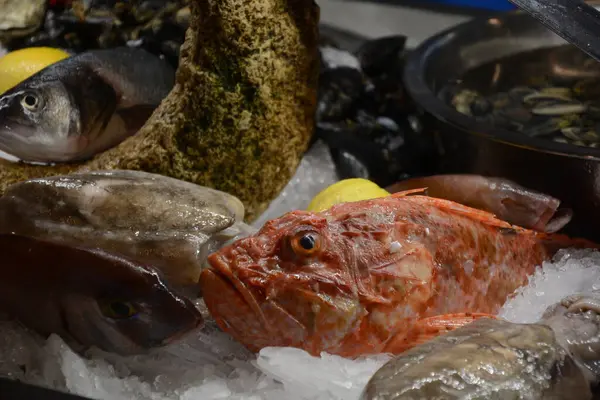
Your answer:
[0,47,174,164]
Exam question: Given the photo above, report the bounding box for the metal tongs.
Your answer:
[508,0,600,62]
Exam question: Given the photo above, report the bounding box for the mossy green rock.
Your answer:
[0,0,320,222]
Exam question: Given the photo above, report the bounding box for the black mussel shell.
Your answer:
[8,10,108,53]
[313,33,438,183]
[317,121,385,182]
[355,35,408,79]
[5,0,188,69]
[317,112,436,187]
[317,66,365,122]
[359,76,411,122]
[354,38,414,122]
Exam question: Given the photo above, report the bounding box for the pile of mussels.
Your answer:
[316,35,437,188]
[1,0,189,68]
[0,0,436,188]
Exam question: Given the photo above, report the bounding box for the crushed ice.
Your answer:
[0,317,390,400]
[499,249,600,323]
[3,248,600,399]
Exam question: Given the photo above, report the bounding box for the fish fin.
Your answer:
[402,194,525,230]
[385,312,497,354]
[390,188,429,197]
[535,231,600,255]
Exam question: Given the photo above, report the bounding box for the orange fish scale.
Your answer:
[200,192,594,357]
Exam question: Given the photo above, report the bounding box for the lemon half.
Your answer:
[307,178,390,212]
[0,47,70,94]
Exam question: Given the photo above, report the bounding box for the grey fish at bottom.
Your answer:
[0,47,174,164]
[0,233,203,355]
[362,293,600,400]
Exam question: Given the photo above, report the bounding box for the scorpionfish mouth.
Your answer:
[200,248,311,352]
[201,243,370,356]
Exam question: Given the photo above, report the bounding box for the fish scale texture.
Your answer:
[0,0,320,222]
[201,194,572,358]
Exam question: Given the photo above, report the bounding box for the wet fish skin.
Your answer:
[362,292,600,400]
[387,174,572,233]
[200,191,595,358]
[0,47,174,164]
[0,170,253,291]
[363,319,590,400]
[541,292,600,383]
[0,233,203,355]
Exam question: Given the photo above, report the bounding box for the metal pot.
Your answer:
[403,10,600,241]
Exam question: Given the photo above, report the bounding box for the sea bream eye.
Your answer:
[20,93,39,110]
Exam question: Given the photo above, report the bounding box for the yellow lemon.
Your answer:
[307,178,391,212]
[0,47,70,94]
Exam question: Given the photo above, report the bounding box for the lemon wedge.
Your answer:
[0,47,70,94]
[307,178,391,212]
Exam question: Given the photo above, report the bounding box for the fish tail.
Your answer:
[536,231,600,255]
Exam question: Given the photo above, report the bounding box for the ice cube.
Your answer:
[500,249,600,323]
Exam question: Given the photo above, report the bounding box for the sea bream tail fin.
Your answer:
[384,313,498,354]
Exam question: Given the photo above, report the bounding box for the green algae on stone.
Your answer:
[0,0,320,222]
[84,0,321,221]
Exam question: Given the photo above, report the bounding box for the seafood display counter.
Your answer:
[2,1,600,400]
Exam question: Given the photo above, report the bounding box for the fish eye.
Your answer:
[290,231,321,256]
[20,93,40,111]
[100,300,139,320]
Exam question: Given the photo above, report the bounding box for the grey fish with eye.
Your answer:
[362,292,600,400]
[0,170,256,292]
[0,233,203,355]
[0,47,174,164]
